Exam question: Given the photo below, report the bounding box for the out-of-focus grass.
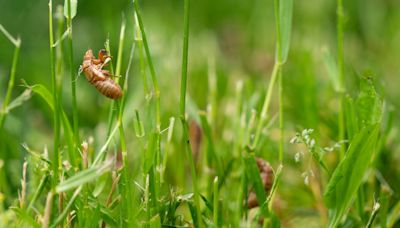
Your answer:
[0,0,399,227]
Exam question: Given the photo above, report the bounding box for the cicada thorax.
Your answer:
[82,49,123,100]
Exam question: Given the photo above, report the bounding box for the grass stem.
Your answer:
[0,24,21,130]
[337,0,345,158]
[179,0,202,226]
[252,62,281,149]
[48,0,60,187]
[66,0,80,147]
[213,176,219,226]
[133,1,161,131]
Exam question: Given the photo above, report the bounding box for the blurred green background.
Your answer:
[1,0,399,225]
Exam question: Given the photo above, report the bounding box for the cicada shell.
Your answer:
[247,158,274,209]
[82,49,123,100]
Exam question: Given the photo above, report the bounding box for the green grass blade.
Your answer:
[92,123,119,166]
[213,176,219,226]
[56,160,112,193]
[278,0,293,63]
[387,200,400,228]
[0,24,21,46]
[50,186,82,228]
[143,131,158,173]
[199,111,222,176]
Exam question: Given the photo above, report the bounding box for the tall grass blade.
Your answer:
[278,0,293,63]
[63,0,77,19]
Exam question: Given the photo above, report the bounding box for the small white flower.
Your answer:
[304,175,309,185]
[310,139,315,148]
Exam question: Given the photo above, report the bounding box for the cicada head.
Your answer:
[98,49,112,65]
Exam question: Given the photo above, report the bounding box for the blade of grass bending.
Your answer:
[92,123,120,166]
[50,186,82,228]
[0,24,21,46]
[4,88,31,114]
[56,159,112,192]
[27,174,49,213]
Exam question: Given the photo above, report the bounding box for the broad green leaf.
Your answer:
[63,0,77,19]
[278,0,293,63]
[324,124,380,227]
[356,77,382,128]
[56,160,112,192]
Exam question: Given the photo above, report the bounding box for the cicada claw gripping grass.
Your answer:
[82,49,123,100]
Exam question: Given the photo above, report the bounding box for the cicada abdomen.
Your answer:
[93,79,123,100]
